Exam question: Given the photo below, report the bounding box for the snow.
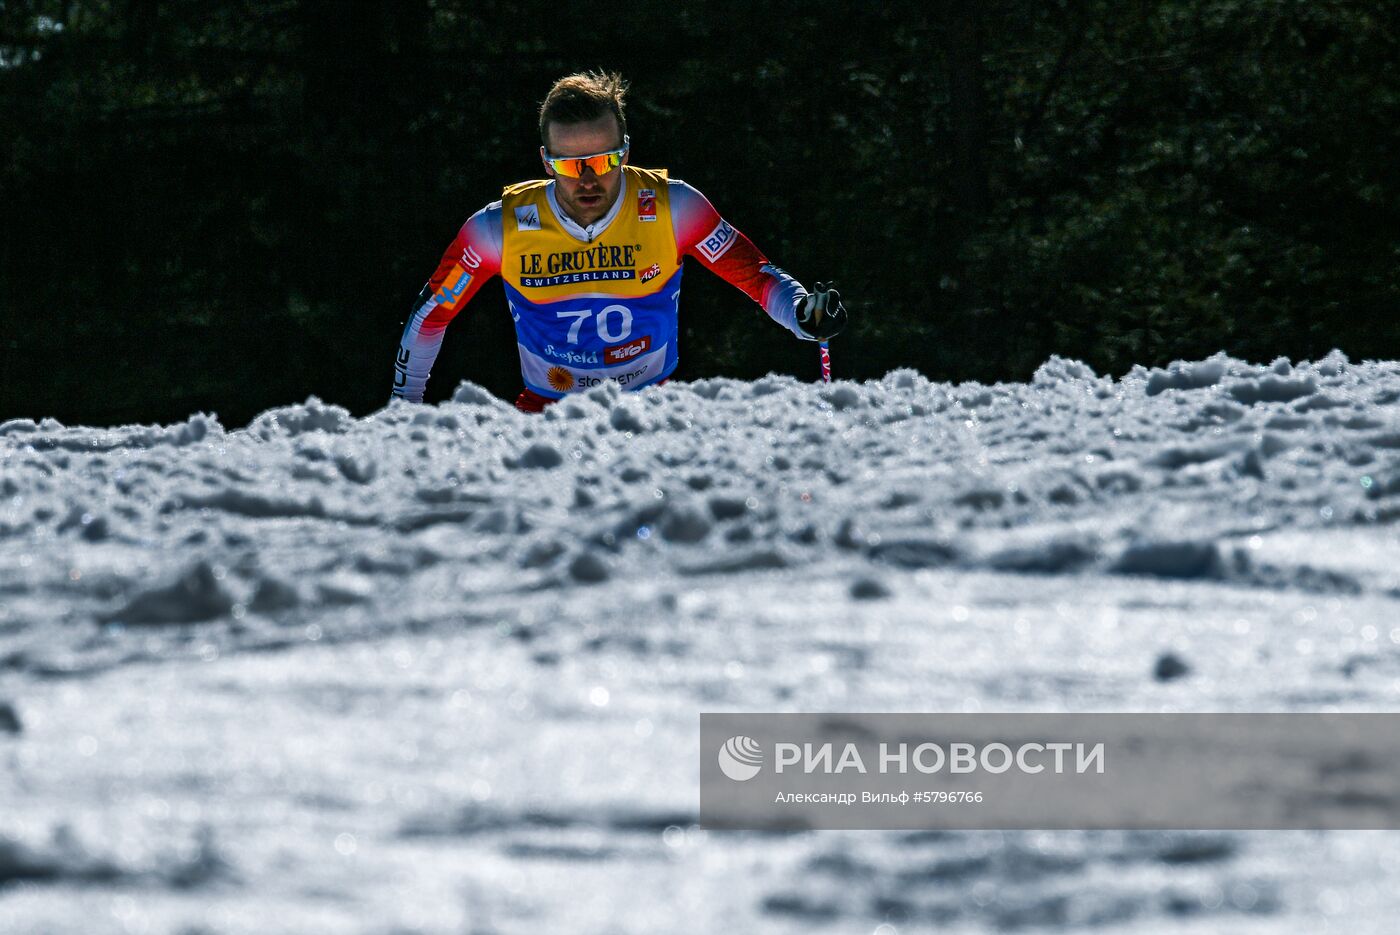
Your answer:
[3,351,1400,932]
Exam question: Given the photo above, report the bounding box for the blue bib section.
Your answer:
[507,267,684,398]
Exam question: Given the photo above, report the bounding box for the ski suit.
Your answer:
[392,166,812,408]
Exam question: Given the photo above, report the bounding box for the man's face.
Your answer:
[541,114,628,227]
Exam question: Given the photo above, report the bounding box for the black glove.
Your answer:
[794,281,848,340]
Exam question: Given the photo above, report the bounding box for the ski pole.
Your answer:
[819,341,831,383]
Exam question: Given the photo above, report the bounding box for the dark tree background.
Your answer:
[2,0,1397,426]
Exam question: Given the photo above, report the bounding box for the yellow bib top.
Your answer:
[499,165,683,397]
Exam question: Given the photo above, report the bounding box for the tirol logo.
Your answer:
[604,335,652,365]
[514,205,541,232]
[637,188,657,222]
[640,262,661,283]
[718,736,763,781]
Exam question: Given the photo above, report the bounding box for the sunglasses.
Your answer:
[545,135,629,179]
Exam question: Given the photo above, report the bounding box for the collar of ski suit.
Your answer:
[544,173,629,244]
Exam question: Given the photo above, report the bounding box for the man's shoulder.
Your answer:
[621,165,668,191]
[457,202,504,261]
[665,177,712,211]
[463,200,504,231]
[503,178,551,200]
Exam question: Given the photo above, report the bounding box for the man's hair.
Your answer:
[539,71,628,152]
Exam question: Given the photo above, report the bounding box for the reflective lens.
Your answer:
[546,136,629,179]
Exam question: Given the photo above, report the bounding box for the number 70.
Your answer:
[556,304,633,344]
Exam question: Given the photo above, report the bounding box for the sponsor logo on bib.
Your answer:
[605,336,652,365]
[518,244,639,288]
[543,345,600,366]
[578,366,649,389]
[546,366,575,392]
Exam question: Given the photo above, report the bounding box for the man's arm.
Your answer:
[668,179,813,339]
[392,204,503,402]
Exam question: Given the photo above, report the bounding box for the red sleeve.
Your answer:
[672,181,772,305]
[417,219,500,329]
[670,179,807,334]
[392,206,503,401]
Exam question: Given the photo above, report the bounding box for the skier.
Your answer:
[391,71,848,412]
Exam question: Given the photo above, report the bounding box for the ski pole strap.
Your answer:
[819,341,832,383]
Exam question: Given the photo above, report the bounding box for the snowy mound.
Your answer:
[1,350,1396,669]
[6,352,1400,933]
